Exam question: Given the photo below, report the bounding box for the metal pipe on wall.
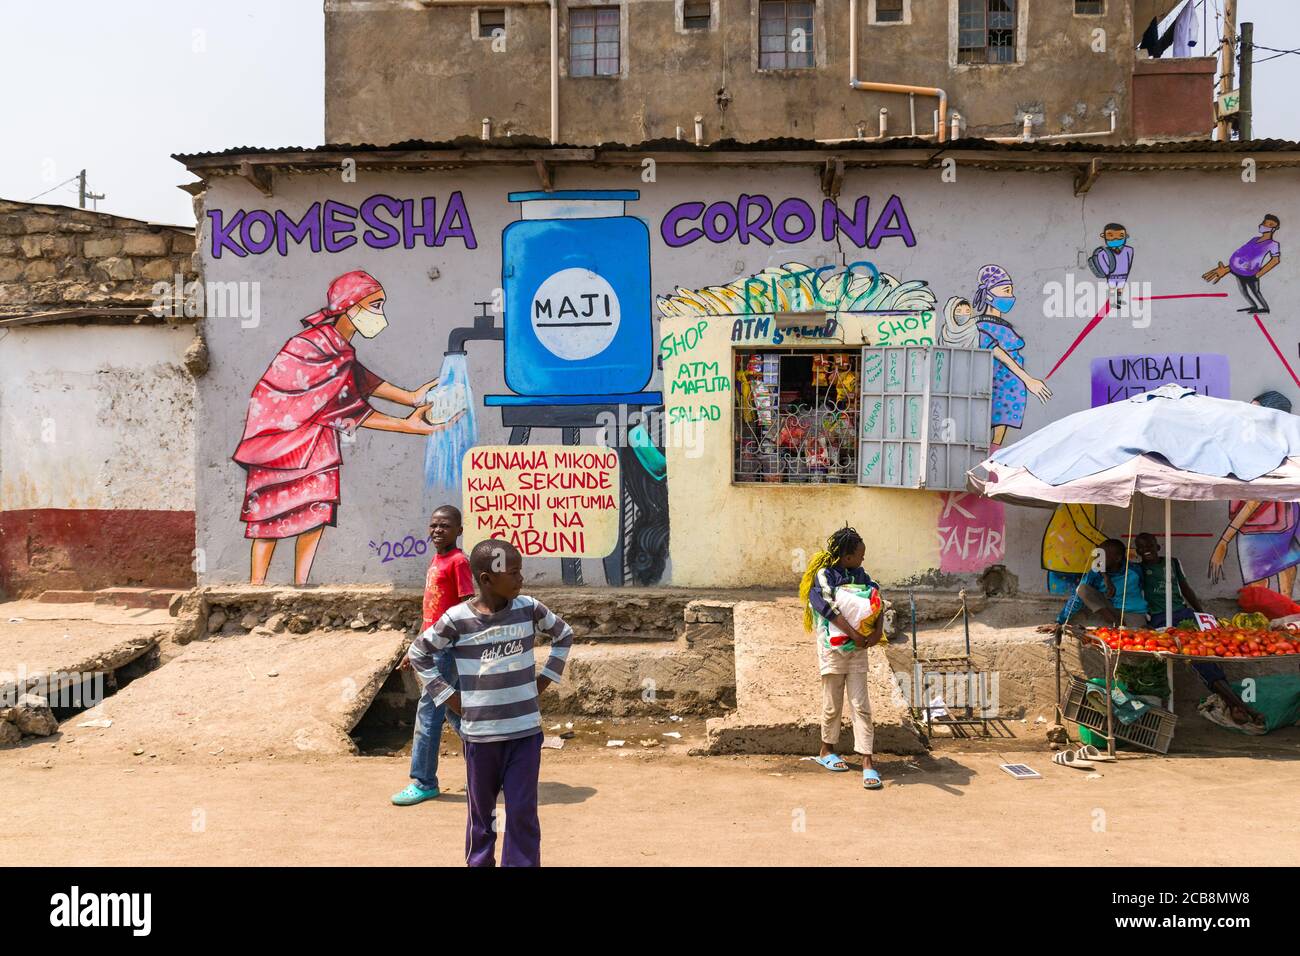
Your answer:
[817,107,890,144]
[984,110,1117,144]
[550,0,559,143]
[847,0,948,142]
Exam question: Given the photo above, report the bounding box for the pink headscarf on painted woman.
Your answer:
[301,269,384,327]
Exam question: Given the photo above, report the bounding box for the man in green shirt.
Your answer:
[1134,532,1204,628]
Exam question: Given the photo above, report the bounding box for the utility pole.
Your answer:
[1238,21,1254,141]
[77,169,105,210]
[1216,0,1238,141]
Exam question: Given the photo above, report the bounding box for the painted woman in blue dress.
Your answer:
[971,264,1053,450]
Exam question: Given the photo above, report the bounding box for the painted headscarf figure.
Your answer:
[939,295,980,349]
[972,264,1052,450]
[233,270,460,586]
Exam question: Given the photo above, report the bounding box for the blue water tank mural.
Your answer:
[502,190,652,397]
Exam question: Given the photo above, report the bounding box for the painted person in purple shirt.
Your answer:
[1202,213,1281,314]
[1091,223,1135,305]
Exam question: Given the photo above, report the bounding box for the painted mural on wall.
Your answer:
[207,184,1299,595]
[473,191,665,587]
[232,270,460,586]
[1201,213,1281,313]
[940,265,1053,452]
[1086,223,1135,305]
[461,445,620,557]
[1210,390,1300,593]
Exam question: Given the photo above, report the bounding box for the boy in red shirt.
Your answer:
[391,505,475,805]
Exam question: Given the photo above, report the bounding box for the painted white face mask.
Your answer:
[350,305,388,338]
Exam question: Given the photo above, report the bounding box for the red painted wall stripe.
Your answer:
[0,508,196,598]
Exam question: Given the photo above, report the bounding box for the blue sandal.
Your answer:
[815,753,849,772]
[863,768,883,790]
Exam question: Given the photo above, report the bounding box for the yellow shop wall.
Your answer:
[661,312,945,588]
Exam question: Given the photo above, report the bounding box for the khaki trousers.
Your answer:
[820,671,874,755]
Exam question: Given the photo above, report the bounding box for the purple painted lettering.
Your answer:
[736,194,774,245]
[322,200,358,253]
[772,198,815,244]
[434,190,477,248]
[822,197,870,246]
[702,201,738,243]
[866,194,916,248]
[661,201,706,247]
[239,210,275,255]
[360,194,403,249]
[402,198,438,248]
[274,204,322,255]
[206,209,247,259]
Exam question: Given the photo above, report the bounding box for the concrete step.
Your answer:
[38,588,183,610]
[94,587,183,610]
[36,590,98,604]
[704,598,928,756]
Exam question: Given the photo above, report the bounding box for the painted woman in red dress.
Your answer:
[233,270,458,585]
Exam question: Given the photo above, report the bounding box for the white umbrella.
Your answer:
[969,385,1300,629]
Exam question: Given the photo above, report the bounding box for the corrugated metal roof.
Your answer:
[173,135,1300,165]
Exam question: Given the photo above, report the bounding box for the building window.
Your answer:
[734,349,860,484]
[570,6,621,77]
[683,0,711,30]
[477,7,505,39]
[873,0,905,24]
[759,0,815,71]
[958,0,1016,64]
[1074,0,1104,14]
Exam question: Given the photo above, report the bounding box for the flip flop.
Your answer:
[1052,750,1094,771]
[815,753,849,772]
[863,768,883,790]
[1077,744,1115,763]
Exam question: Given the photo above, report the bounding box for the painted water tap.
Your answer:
[445,300,503,356]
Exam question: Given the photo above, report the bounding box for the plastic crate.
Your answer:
[1063,676,1177,754]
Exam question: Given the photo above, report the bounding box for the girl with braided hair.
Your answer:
[799,526,885,789]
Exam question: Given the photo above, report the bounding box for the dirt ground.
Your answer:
[6,721,1300,867]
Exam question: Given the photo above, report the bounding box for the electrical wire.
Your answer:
[24,175,79,203]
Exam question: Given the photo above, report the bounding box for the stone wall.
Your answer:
[0,199,194,314]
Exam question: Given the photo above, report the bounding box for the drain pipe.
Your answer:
[694,114,704,146]
[1030,109,1119,142]
[481,117,492,141]
[818,107,890,144]
[549,0,559,143]
[985,109,1117,143]
[848,0,947,142]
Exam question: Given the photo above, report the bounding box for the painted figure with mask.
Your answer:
[233,270,462,585]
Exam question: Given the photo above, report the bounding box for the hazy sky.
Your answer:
[1,0,1296,226]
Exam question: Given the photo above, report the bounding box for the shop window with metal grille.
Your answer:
[477,8,506,38]
[1074,0,1104,14]
[958,0,1016,64]
[683,0,711,30]
[873,0,905,24]
[734,349,860,484]
[570,6,621,77]
[758,0,815,71]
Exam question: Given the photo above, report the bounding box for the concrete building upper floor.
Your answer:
[325,0,1210,146]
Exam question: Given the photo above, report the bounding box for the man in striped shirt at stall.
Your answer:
[408,537,574,867]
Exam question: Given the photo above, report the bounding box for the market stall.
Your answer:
[969,385,1300,755]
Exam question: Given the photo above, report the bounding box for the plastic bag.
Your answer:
[821,583,884,654]
[1238,585,1300,621]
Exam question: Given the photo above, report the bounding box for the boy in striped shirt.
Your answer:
[407,537,573,867]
